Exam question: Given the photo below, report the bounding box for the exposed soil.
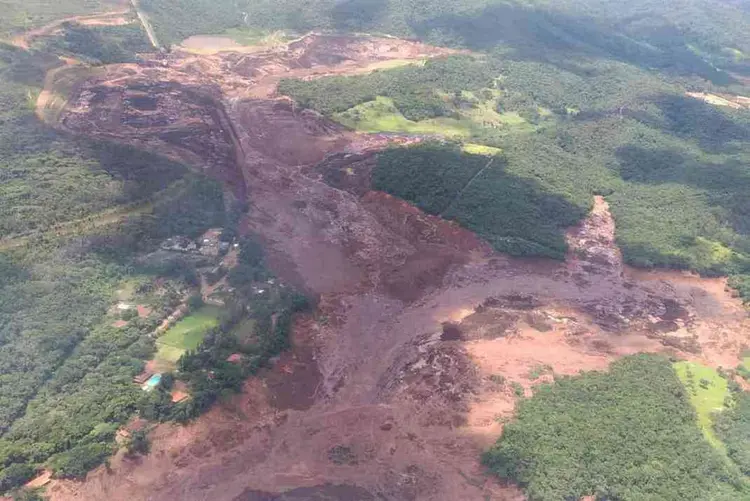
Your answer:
[9,3,133,50]
[39,34,750,501]
[686,91,750,110]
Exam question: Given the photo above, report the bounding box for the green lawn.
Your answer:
[461,143,502,156]
[674,361,731,451]
[333,96,475,137]
[155,305,222,363]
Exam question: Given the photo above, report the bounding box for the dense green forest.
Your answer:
[0,34,313,495]
[715,392,750,477]
[3,0,750,498]
[276,20,750,295]
[40,22,152,64]
[279,57,501,121]
[0,0,115,39]
[374,143,587,258]
[483,355,750,501]
[140,0,750,80]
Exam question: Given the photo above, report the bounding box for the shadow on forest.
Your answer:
[330,0,389,32]
[374,145,588,259]
[411,3,734,85]
[82,140,189,201]
[653,94,750,152]
[612,92,750,237]
[615,143,750,237]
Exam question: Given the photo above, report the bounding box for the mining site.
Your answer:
[37,33,750,501]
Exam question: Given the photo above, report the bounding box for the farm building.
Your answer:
[116,418,149,443]
[133,371,153,385]
[226,353,243,363]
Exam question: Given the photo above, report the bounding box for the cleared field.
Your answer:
[461,143,502,156]
[674,361,731,451]
[156,306,222,363]
[334,96,474,137]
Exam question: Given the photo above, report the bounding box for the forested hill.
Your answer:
[141,0,750,79]
[255,0,750,298]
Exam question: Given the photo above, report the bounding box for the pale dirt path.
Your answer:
[129,0,160,49]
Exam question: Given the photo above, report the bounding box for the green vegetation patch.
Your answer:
[334,96,474,138]
[0,0,111,38]
[0,38,230,489]
[374,143,588,258]
[157,305,223,355]
[41,22,153,64]
[483,354,748,501]
[461,143,502,156]
[279,55,500,121]
[674,361,731,450]
[715,392,750,476]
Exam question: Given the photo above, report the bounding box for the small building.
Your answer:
[133,371,153,385]
[136,304,153,318]
[171,389,189,403]
[198,228,223,256]
[24,470,52,489]
[116,418,149,443]
[160,236,198,253]
[226,353,243,364]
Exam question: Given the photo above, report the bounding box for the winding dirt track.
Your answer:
[31,34,750,501]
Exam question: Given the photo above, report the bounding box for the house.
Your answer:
[116,418,149,443]
[160,236,198,253]
[198,228,223,256]
[132,371,153,385]
[226,353,243,364]
[171,389,189,403]
[24,470,52,489]
[170,381,190,403]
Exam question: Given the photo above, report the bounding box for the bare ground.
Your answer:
[39,35,750,501]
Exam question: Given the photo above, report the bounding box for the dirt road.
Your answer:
[10,9,133,49]
[41,35,750,501]
[129,0,160,49]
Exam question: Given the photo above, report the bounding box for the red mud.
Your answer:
[42,35,750,501]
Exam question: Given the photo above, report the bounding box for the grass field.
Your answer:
[334,96,475,137]
[461,143,502,156]
[332,95,539,143]
[156,305,222,363]
[674,361,731,451]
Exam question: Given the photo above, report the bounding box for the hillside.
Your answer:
[1,0,750,500]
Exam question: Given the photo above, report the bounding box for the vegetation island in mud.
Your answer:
[3,0,750,500]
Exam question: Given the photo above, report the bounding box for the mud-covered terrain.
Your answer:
[42,34,750,501]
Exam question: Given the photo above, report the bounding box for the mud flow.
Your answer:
[44,34,750,501]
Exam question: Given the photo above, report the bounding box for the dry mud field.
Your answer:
[39,34,750,501]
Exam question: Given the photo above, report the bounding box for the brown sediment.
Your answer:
[42,34,750,501]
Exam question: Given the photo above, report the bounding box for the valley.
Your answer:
[24,31,750,501]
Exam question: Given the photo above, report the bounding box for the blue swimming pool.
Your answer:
[142,373,162,391]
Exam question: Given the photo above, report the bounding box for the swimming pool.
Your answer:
[142,373,162,391]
